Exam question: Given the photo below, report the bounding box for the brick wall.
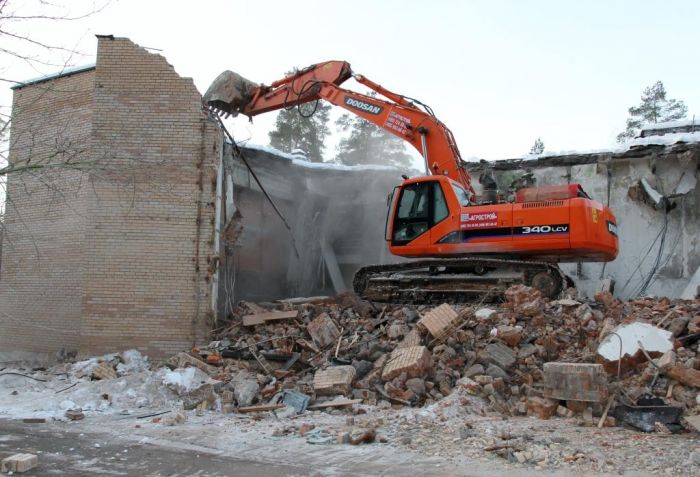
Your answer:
[0,37,220,359]
[0,69,95,354]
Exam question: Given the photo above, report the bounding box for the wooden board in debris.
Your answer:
[242,310,299,326]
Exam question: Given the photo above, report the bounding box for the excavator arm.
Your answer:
[203,60,476,198]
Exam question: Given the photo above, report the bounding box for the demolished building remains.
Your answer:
[2,34,700,477]
[0,35,698,362]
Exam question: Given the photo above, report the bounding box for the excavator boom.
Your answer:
[204,61,475,197]
[204,61,619,302]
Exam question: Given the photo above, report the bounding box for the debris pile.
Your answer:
[3,286,699,440]
[154,286,700,434]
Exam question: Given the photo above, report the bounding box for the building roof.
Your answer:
[11,63,96,90]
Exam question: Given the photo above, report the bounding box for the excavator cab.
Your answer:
[386,176,618,264]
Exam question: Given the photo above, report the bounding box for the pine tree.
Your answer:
[268,71,331,162]
[334,93,412,167]
[617,81,687,142]
[529,137,544,155]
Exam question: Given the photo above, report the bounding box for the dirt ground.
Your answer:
[2,401,699,477]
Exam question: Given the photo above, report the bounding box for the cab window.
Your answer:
[451,183,472,207]
[392,181,450,245]
[433,182,448,222]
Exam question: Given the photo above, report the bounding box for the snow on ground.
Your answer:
[0,350,177,420]
[2,351,700,475]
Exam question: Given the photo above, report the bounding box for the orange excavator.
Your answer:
[204,61,618,302]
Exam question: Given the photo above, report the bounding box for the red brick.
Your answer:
[417,304,458,339]
[307,313,341,348]
[313,366,356,396]
[527,396,558,419]
[543,362,608,402]
[381,346,432,381]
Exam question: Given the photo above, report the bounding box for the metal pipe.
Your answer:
[419,128,429,175]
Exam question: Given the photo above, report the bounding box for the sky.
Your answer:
[2,0,700,164]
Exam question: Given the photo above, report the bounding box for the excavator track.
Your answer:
[353,257,568,304]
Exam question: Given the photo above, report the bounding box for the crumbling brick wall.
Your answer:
[0,36,220,359]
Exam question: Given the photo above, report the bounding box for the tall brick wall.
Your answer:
[0,69,95,354]
[0,37,220,359]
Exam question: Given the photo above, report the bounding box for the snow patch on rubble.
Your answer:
[116,349,150,376]
[0,370,178,419]
[597,322,673,361]
[162,367,210,396]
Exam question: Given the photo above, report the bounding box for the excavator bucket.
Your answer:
[203,70,258,116]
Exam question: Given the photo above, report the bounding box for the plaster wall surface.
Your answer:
[467,147,700,299]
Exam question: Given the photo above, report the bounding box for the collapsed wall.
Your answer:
[466,142,700,299]
[218,144,403,309]
[0,36,219,360]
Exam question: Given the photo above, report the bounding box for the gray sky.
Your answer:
[3,0,700,162]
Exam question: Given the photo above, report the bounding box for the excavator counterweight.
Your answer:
[205,61,619,302]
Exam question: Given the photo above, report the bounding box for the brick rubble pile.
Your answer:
[145,285,700,432]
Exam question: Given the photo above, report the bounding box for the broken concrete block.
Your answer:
[543,362,608,403]
[527,396,558,419]
[307,313,341,348]
[91,362,117,380]
[417,304,458,339]
[182,382,218,410]
[464,363,484,378]
[230,373,260,407]
[483,342,516,370]
[484,364,509,380]
[668,317,689,338]
[405,377,426,397]
[313,366,356,396]
[166,352,217,375]
[1,453,38,473]
[475,307,498,320]
[65,409,85,421]
[163,367,211,396]
[381,346,432,381]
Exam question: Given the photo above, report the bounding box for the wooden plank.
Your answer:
[307,399,362,410]
[242,310,298,326]
[237,404,285,414]
[278,296,332,305]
